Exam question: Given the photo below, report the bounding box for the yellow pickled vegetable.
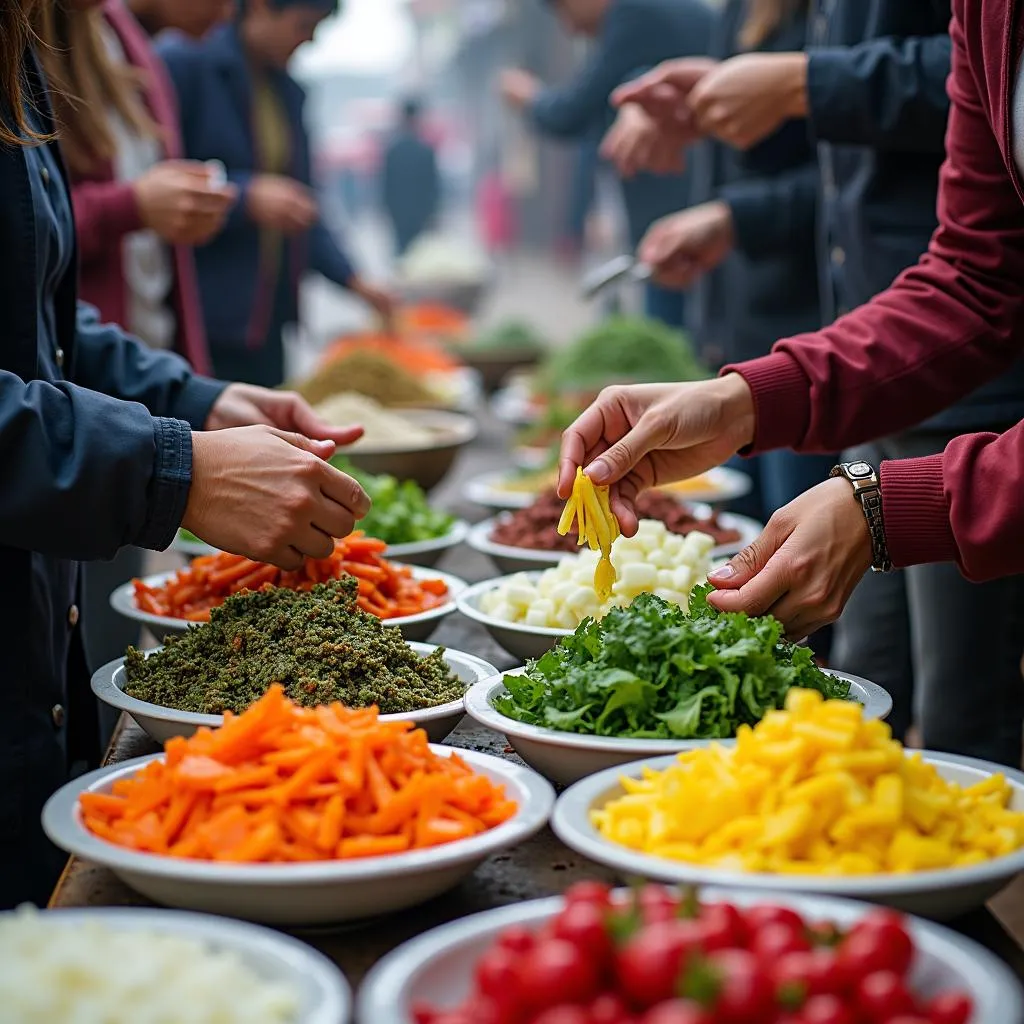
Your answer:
[592,688,1024,875]
[558,467,620,600]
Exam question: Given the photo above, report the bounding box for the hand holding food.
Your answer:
[412,882,976,1024]
[133,159,236,246]
[639,201,736,289]
[707,478,874,639]
[184,426,370,570]
[558,467,620,600]
[595,687,1024,873]
[600,102,686,178]
[557,377,756,534]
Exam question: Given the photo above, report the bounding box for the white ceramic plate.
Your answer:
[43,748,555,927]
[357,887,1024,1024]
[92,642,496,746]
[467,511,762,575]
[25,907,350,1024]
[464,466,754,512]
[552,751,1024,920]
[110,566,467,644]
[491,384,542,427]
[466,670,892,786]
[168,520,471,569]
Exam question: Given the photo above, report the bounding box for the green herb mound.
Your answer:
[123,578,464,716]
[494,587,851,740]
[329,457,455,545]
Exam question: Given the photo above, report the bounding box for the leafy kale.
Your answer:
[493,586,850,740]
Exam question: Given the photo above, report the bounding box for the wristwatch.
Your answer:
[829,461,893,573]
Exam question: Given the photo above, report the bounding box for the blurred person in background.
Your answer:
[499,0,712,329]
[158,0,395,388]
[0,0,373,906]
[382,98,440,258]
[35,0,235,696]
[610,0,1024,763]
[124,0,228,38]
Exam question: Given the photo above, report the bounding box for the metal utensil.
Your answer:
[581,255,652,299]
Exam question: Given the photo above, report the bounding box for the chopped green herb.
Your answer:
[494,586,850,740]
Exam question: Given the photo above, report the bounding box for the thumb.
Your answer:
[584,417,660,486]
[640,223,687,266]
[707,528,778,591]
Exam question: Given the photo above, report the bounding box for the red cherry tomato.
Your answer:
[496,925,536,956]
[474,946,523,1008]
[698,902,747,951]
[553,900,613,964]
[615,920,705,1008]
[520,938,600,1010]
[531,1006,591,1024]
[774,949,846,1005]
[638,885,683,924]
[798,994,855,1024]
[589,993,633,1024]
[745,904,807,936]
[878,1017,930,1024]
[845,911,915,977]
[751,922,812,962]
[838,928,902,982]
[565,881,613,909]
[925,991,974,1024]
[705,948,776,1024]
[640,998,714,1024]
[855,971,916,1020]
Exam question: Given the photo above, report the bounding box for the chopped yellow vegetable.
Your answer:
[558,467,620,600]
[591,687,1024,875]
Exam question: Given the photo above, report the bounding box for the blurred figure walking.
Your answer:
[382,98,440,258]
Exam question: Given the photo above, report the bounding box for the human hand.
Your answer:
[612,57,717,139]
[600,103,685,178]
[688,52,808,150]
[638,201,735,289]
[133,160,236,245]
[183,426,371,569]
[246,174,318,234]
[706,477,873,639]
[500,68,541,110]
[205,382,364,447]
[349,278,397,333]
[557,375,756,535]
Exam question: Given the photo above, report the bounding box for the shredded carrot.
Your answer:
[132,532,449,623]
[79,686,517,863]
[398,304,470,340]
[318,333,462,373]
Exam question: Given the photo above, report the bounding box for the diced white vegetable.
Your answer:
[525,607,550,627]
[649,550,672,570]
[620,562,658,593]
[504,583,538,609]
[673,566,696,593]
[681,530,715,563]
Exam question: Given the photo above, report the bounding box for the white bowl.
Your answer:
[92,642,496,746]
[42,748,555,926]
[168,519,471,569]
[465,466,753,511]
[28,907,350,1024]
[467,511,762,575]
[110,567,467,644]
[552,751,1024,920]
[466,670,892,786]
[456,574,570,661]
[357,887,1024,1024]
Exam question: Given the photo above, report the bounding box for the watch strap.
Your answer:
[829,462,893,573]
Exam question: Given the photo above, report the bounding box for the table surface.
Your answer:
[49,417,1024,995]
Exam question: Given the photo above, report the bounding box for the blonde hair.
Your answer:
[34,3,160,175]
[738,0,808,51]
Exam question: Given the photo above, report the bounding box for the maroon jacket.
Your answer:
[725,0,1024,583]
[70,1,211,375]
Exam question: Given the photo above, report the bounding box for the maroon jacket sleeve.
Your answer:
[723,0,1024,582]
[71,180,143,265]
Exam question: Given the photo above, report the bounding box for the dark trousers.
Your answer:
[644,282,687,328]
[832,434,1024,766]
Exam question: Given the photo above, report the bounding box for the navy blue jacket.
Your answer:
[158,25,355,350]
[689,0,821,368]
[798,0,1024,430]
[1,57,224,908]
[529,0,713,247]
[382,129,440,248]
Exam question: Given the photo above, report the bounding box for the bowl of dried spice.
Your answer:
[93,579,497,744]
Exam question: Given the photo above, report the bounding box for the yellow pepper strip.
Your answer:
[558,467,620,600]
[591,687,1024,876]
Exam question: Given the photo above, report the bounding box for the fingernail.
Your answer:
[708,563,736,581]
[584,459,610,484]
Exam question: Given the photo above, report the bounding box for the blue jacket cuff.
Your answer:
[137,417,193,551]
[171,376,229,430]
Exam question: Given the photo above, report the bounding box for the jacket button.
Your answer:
[41,165,50,185]
[55,347,65,369]
[831,246,846,266]
[67,604,79,627]
[52,704,65,729]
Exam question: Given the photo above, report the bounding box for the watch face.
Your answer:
[848,462,873,478]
